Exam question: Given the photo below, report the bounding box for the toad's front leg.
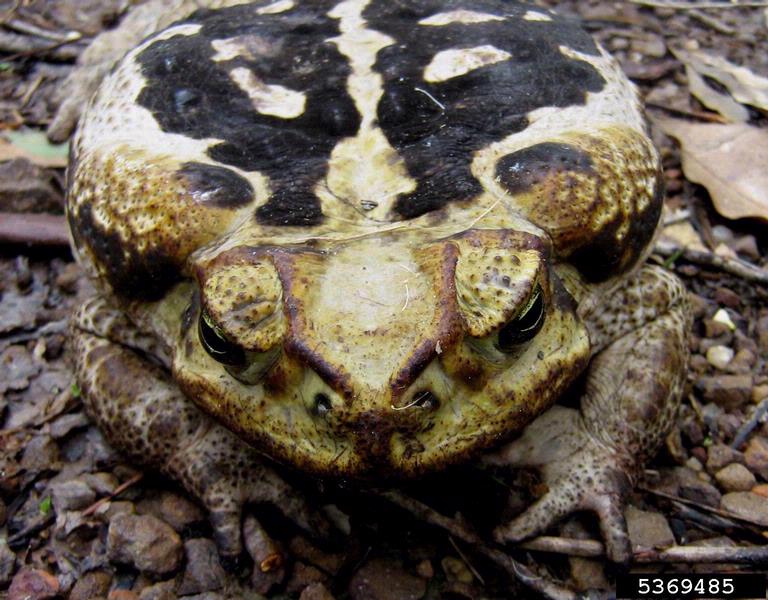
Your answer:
[486,265,690,562]
[71,297,329,570]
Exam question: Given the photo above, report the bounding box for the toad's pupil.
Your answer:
[199,315,246,366]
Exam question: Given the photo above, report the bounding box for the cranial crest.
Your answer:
[452,231,545,338]
[199,258,287,352]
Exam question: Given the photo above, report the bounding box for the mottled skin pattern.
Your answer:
[63,0,691,568]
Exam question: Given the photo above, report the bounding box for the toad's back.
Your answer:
[68,0,657,302]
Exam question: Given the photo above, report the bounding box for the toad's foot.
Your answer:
[486,265,690,563]
[484,406,633,562]
[72,297,330,567]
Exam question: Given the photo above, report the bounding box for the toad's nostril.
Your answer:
[313,393,332,416]
[412,390,440,411]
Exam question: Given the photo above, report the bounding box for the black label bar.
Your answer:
[616,574,766,599]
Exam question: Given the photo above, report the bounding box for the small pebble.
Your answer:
[706,345,733,370]
[626,506,675,550]
[715,464,756,492]
[713,309,736,331]
[8,568,59,600]
[744,437,768,481]
[721,492,768,526]
[107,514,183,577]
[752,385,768,404]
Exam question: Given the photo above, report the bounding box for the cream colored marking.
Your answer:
[323,0,416,220]
[229,67,306,118]
[522,10,552,21]
[424,45,511,83]
[211,38,242,62]
[212,34,277,63]
[418,10,505,25]
[257,0,294,14]
[149,22,201,42]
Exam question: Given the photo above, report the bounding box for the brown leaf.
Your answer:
[672,47,768,112]
[655,117,768,221]
[685,65,749,123]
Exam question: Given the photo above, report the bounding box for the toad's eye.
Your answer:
[496,285,545,352]
[199,312,246,367]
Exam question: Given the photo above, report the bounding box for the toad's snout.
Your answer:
[281,234,459,399]
[300,374,448,472]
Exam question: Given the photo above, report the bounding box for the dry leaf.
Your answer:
[660,221,707,253]
[655,117,768,221]
[685,65,749,123]
[672,47,768,111]
[0,130,68,168]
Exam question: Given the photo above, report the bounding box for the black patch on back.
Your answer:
[178,162,254,208]
[495,142,595,194]
[363,0,605,219]
[135,1,359,226]
[70,203,180,301]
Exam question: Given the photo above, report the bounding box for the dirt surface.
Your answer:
[1,1,767,599]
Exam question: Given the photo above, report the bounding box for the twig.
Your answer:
[670,501,742,534]
[731,397,768,449]
[4,18,81,43]
[449,536,486,586]
[688,8,738,33]
[19,72,43,108]
[654,239,768,285]
[0,213,69,247]
[643,487,768,532]
[630,0,768,8]
[521,535,768,565]
[7,513,55,545]
[386,490,768,567]
[80,472,144,517]
[0,319,69,351]
[0,0,21,26]
[0,30,81,61]
[519,536,604,557]
[382,491,578,600]
[647,102,729,124]
[638,544,768,564]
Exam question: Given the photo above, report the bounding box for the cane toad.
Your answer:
[64,0,690,567]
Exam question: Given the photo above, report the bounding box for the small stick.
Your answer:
[4,18,81,43]
[382,491,578,600]
[731,397,768,449]
[630,0,768,8]
[688,8,738,33]
[638,544,768,564]
[647,102,729,124]
[0,30,81,60]
[522,535,768,565]
[80,472,144,517]
[643,487,767,531]
[0,213,69,247]
[385,490,768,566]
[654,239,768,285]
